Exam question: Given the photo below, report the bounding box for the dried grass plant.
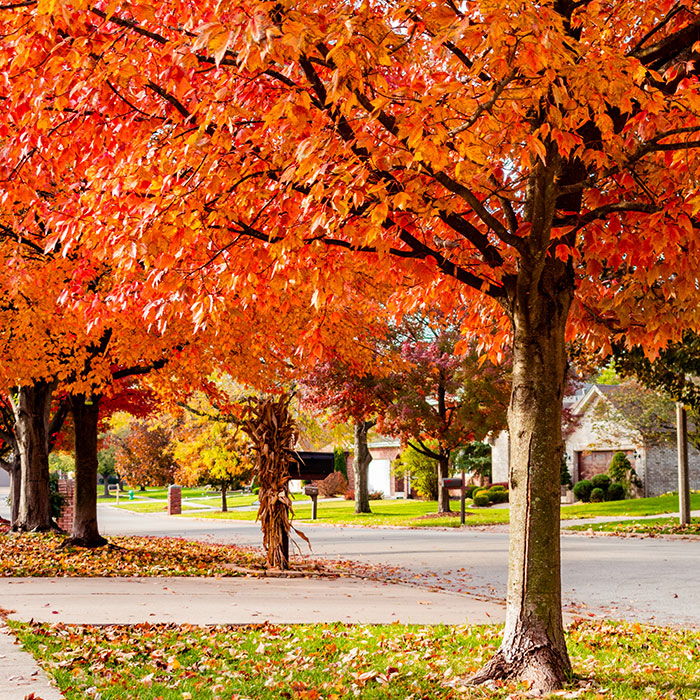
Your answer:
[241,394,307,569]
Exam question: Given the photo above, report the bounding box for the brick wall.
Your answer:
[645,443,700,497]
[57,479,74,532]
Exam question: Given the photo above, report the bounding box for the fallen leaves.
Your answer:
[0,532,267,577]
[9,619,700,700]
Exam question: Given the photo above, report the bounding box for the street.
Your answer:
[95,503,700,627]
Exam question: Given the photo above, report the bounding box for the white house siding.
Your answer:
[0,469,9,487]
[490,431,510,484]
[368,458,392,497]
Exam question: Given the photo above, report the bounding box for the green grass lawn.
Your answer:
[568,516,700,535]
[110,490,699,528]
[11,619,700,699]
[181,498,511,527]
[560,492,700,520]
[187,493,259,508]
[112,501,203,514]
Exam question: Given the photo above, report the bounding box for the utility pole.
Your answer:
[676,402,691,526]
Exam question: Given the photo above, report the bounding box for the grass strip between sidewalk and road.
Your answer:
[567,516,700,536]
[9,619,700,700]
[0,533,266,577]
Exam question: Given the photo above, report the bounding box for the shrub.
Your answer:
[607,482,625,501]
[608,451,632,481]
[607,451,642,496]
[368,490,384,500]
[316,471,348,498]
[472,492,491,507]
[590,487,605,503]
[49,472,65,521]
[344,489,354,501]
[561,456,573,488]
[591,473,611,491]
[252,487,260,495]
[464,484,479,499]
[573,479,593,502]
[488,487,509,504]
[489,484,506,492]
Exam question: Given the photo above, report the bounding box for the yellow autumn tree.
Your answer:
[172,397,254,512]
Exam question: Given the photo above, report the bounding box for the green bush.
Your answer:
[472,492,491,507]
[488,487,509,504]
[608,451,632,481]
[573,479,593,502]
[252,487,260,495]
[489,484,506,492]
[49,472,65,521]
[606,482,625,501]
[590,487,605,503]
[591,473,611,491]
[464,484,479,499]
[607,451,642,496]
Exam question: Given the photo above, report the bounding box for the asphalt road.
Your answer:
[93,503,700,628]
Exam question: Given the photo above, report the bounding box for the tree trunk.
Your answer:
[221,484,228,512]
[12,381,54,532]
[102,476,110,498]
[353,420,373,514]
[68,395,107,547]
[471,260,573,692]
[437,451,451,513]
[8,453,21,528]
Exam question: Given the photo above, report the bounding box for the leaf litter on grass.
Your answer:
[9,619,700,700]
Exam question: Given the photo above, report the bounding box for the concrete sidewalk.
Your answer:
[0,574,505,700]
[0,620,64,700]
[1,576,505,626]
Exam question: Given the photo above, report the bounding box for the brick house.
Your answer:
[492,383,700,497]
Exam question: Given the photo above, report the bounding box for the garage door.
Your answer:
[576,450,635,481]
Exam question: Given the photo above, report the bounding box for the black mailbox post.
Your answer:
[304,484,320,520]
[441,472,467,525]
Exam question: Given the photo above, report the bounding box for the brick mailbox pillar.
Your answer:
[167,485,182,515]
[57,479,74,532]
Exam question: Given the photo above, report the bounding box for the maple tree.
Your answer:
[3,0,700,689]
[303,314,509,512]
[110,413,180,489]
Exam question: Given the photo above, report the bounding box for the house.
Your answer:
[492,383,700,497]
[345,435,410,498]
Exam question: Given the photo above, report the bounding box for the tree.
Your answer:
[304,315,509,513]
[172,397,254,512]
[394,442,440,500]
[453,442,493,483]
[5,1,700,689]
[111,414,179,489]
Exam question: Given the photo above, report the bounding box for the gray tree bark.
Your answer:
[67,394,107,547]
[12,381,54,532]
[437,451,451,513]
[471,253,573,692]
[353,420,374,514]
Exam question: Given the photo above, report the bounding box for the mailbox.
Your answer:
[442,478,463,489]
[304,485,320,497]
[289,452,335,481]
